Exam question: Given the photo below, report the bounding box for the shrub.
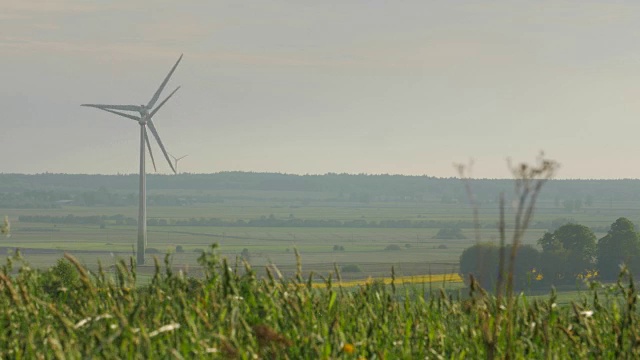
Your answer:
[41,258,81,298]
[434,226,466,239]
[176,245,184,253]
[385,244,401,251]
[341,264,362,273]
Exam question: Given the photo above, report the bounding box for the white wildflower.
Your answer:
[206,348,218,353]
[580,310,594,318]
[95,314,113,321]
[149,323,181,337]
[74,317,92,329]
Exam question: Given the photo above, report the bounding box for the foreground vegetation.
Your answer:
[1,246,639,359]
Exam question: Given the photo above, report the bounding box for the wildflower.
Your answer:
[149,323,180,337]
[580,310,594,318]
[342,343,355,354]
[535,273,543,281]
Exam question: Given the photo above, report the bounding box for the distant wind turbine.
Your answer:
[170,154,188,174]
[81,54,183,265]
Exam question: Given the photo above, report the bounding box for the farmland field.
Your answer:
[3,189,637,288]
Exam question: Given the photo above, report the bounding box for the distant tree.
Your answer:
[597,217,640,279]
[459,243,499,290]
[537,223,596,284]
[433,226,466,239]
[460,243,541,290]
[507,244,542,289]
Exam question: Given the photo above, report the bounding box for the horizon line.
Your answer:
[0,171,638,182]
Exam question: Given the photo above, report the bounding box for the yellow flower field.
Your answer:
[312,273,463,288]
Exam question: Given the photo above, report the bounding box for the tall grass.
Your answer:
[0,246,639,358]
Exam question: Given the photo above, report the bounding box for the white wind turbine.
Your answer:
[170,154,188,173]
[81,54,183,265]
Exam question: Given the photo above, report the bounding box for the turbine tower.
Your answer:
[170,154,188,173]
[81,54,183,265]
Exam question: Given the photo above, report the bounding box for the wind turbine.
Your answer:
[81,54,183,265]
[170,154,188,173]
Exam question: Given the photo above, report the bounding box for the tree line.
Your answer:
[460,217,640,289]
[4,173,640,205]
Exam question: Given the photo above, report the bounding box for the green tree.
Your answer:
[537,223,596,284]
[459,243,541,290]
[597,217,640,280]
[459,243,499,290]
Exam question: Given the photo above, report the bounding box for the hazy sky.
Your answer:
[3,1,640,179]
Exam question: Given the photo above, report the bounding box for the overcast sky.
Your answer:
[2,1,640,179]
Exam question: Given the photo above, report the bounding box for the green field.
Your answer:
[3,193,637,285]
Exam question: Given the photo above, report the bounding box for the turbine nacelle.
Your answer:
[81,54,183,175]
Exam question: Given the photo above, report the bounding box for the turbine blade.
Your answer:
[147,54,183,109]
[144,128,158,172]
[177,155,188,161]
[82,104,142,112]
[93,108,141,122]
[149,86,180,118]
[147,119,176,174]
